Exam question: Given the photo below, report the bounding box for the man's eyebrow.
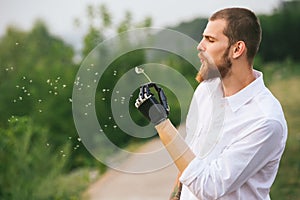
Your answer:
[202,34,217,40]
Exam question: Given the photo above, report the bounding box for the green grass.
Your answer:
[269,75,300,200]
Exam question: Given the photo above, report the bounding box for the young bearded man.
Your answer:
[135,7,287,200]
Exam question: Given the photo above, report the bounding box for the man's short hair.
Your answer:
[210,7,262,64]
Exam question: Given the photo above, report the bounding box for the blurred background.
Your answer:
[0,0,299,199]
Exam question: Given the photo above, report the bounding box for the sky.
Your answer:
[0,0,283,50]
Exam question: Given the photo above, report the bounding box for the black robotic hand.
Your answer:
[135,83,170,125]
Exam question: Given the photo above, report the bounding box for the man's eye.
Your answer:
[204,36,214,43]
[208,38,214,43]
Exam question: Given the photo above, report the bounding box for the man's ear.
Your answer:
[232,41,246,59]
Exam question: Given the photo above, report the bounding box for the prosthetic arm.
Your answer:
[135,83,195,172]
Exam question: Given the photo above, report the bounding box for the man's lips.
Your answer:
[198,52,205,63]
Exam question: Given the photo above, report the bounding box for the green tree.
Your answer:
[259,0,300,62]
[0,21,93,170]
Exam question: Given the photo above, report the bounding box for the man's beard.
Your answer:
[196,46,232,83]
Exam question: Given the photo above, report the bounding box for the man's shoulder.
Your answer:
[254,87,286,123]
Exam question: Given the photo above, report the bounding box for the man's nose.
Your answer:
[197,38,205,52]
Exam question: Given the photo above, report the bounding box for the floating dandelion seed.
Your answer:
[69,98,73,102]
[77,138,81,142]
[135,66,152,82]
[62,84,67,88]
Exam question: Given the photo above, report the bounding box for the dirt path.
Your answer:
[85,125,186,200]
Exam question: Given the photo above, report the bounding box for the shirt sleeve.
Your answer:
[179,119,284,199]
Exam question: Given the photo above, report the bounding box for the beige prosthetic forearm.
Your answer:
[155,119,195,172]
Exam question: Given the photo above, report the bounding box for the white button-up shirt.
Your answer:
[179,70,287,200]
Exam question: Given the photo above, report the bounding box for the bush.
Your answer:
[0,116,89,200]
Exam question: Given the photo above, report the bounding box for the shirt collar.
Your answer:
[225,70,266,112]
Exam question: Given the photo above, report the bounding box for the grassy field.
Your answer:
[269,75,300,199]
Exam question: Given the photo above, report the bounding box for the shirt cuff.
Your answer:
[179,156,207,186]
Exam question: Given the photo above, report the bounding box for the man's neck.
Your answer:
[221,67,255,97]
